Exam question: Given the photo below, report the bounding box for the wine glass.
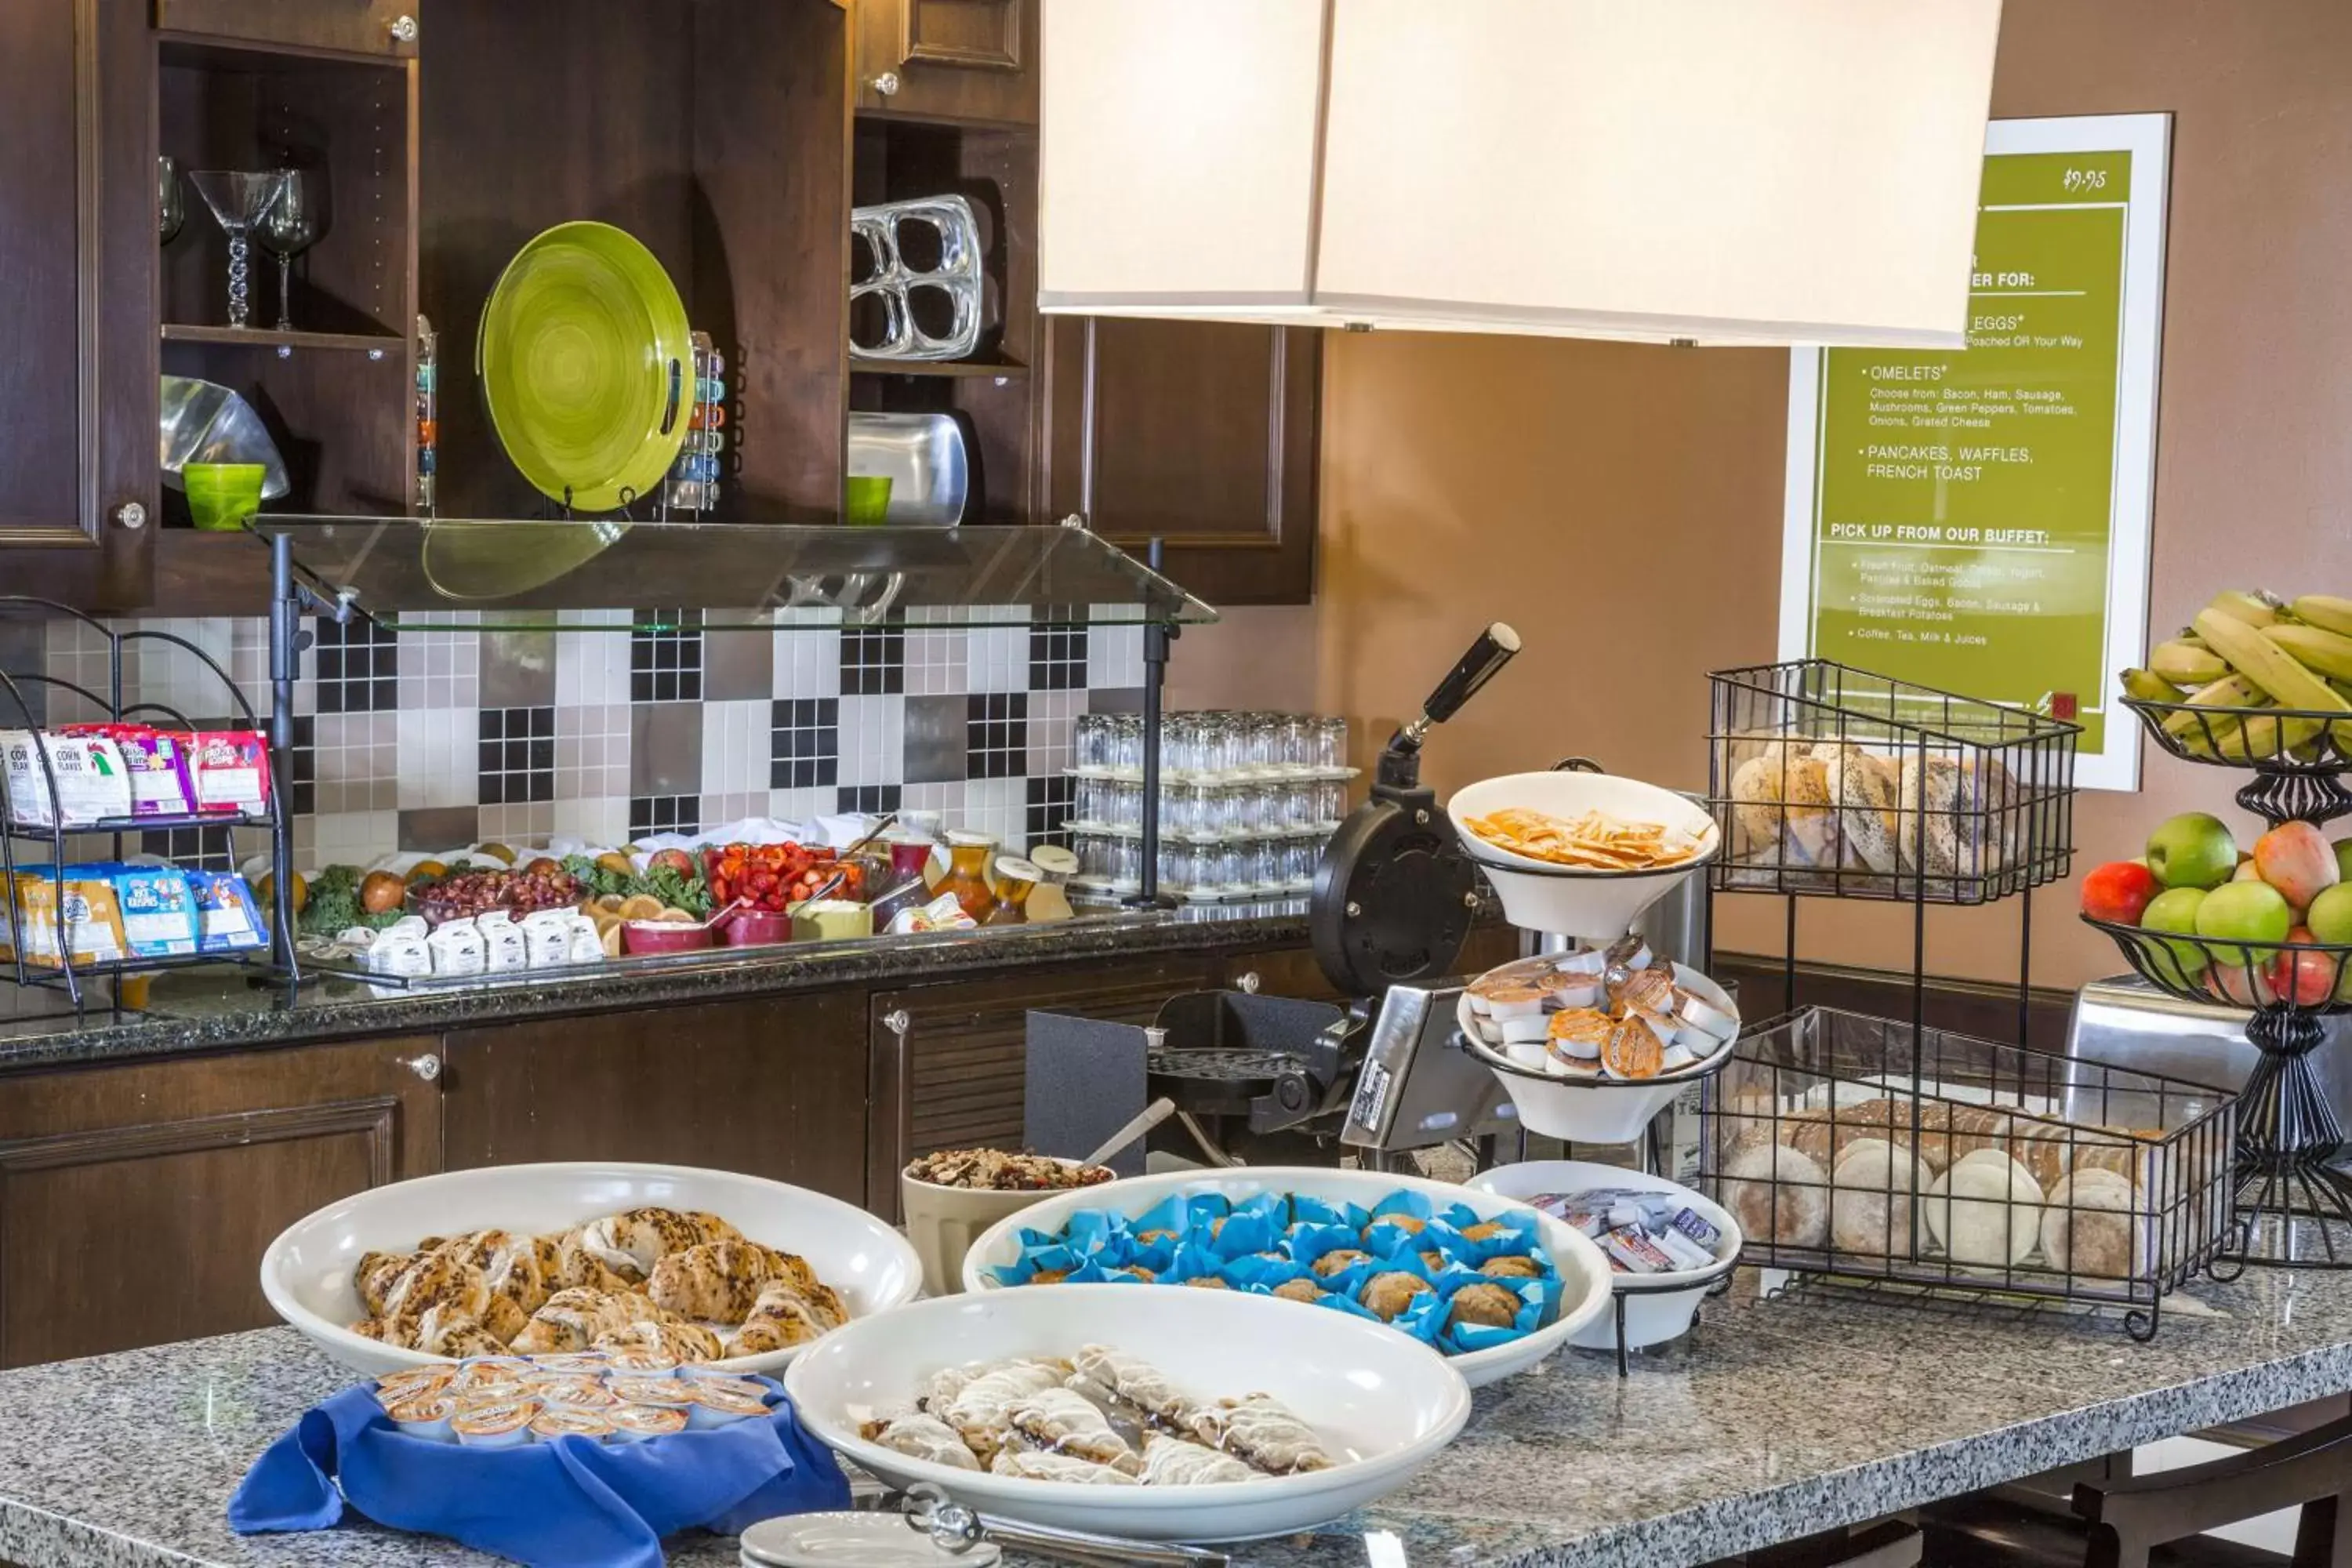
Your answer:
[256,171,321,332]
[187,170,289,330]
[158,156,184,245]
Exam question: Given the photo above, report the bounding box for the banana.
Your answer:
[2160,675,2263,759]
[2232,712,2326,762]
[2290,595,2352,637]
[2265,623,2352,683]
[2205,589,2285,628]
[2194,609,2352,714]
[2149,638,2229,685]
[2118,667,2186,702]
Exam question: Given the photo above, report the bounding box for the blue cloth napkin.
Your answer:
[229,1379,848,1568]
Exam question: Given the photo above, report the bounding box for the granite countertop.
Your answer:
[2,1270,2348,1568]
[0,900,1311,1073]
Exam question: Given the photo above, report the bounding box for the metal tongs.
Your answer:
[898,1482,1230,1568]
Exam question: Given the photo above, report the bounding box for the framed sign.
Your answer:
[1780,113,2170,792]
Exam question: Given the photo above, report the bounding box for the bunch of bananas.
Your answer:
[2122,592,2352,762]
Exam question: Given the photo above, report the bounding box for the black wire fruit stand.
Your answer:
[0,598,299,1014]
[2090,692,2352,1271]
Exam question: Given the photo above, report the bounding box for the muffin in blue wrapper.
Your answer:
[1433,1271,1555,1355]
[1202,1207,1280,1261]
[1287,1193,1365,1231]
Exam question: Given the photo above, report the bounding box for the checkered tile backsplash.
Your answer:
[33,610,1148,865]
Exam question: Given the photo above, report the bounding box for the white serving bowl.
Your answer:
[1458,962,1740,1145]
[957,1166,1612,1387]
[260,1161,923,1377]
[1465,1160,1740,1355]
[784,1283,1471,1543]
[1446,771,1719,940]
[900,1156,1108,1298]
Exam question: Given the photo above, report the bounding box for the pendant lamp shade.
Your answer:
[1040,0,2004,348]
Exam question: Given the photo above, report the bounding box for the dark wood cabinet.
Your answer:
[154,0,422,57]
[0,1036,441,1367]
[1045,318,1321,605]
[441,993,869,1205]
[866,953,1221,1215]
[856,0,1036,125]
[0,0,156,599]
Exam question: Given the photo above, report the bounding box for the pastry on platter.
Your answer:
[1140,1433,1257,1486]
[1480,1254,1542,1280]
[1073,1345,1191,1428]
[648,1240,793,1322]
[723,1279,844,1357]
[945,1361,1069,1461]
[868,1411,980,1471]
[597,1318,723,1365]
[1446,1281,1523,1331]
[1357,1270,1430,1322]
[989,1448,1137,1484]
[1004,1387,1141,1472]
[1188,1392,1332,1475]
[547,1225,642,1292]
[579,1207,742,1278]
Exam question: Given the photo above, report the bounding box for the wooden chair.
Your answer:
[1919,1412,2352,1568]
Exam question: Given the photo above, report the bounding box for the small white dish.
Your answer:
[1465,1160,1740,1355]
[739,1512,997,1567]
[785,1284,1470,1543]
[1457,963,1740,1145]
[1446,771,1719,939]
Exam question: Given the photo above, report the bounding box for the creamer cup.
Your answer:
[529,1406,615,1443]
[451,1397,539,1450]
[684,1383,767,1429]
[386,1392,459,1443]
[607,1404,688,1444]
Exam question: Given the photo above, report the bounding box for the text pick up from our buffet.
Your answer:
[1780,113,2169,793]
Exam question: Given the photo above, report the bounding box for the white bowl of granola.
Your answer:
[901,1150,1115,1298]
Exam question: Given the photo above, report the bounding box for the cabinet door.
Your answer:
[1045,318,1320,606]
[0,1036,442,1367]
[153,0,422,58]
[868,955,1221,1215]
[0,0,154,584]
[855,0,1036,125]
[441,993,869,1205]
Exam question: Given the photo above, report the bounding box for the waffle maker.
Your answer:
[1148,626,1524,1166]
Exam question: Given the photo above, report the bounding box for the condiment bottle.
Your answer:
[983,856,1043,926]
[866,836,938,931]
[937,830,1000,921]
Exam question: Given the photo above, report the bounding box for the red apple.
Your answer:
[2253,820,2341,909]
[2212,960,2279,1008]
[2080,860,2161,925]
[2269,926,2337,1007]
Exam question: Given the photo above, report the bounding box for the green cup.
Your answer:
[844,474,894,527]
[183,463,267,532]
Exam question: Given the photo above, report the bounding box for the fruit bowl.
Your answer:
[2085,916,2352,1018]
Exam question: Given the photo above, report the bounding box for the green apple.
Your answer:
[2194,879,2294,967]
[2308,883,2352,946]
[2139,886,2210,989]
[2335,838,2352,884]
[2146,812,2238,891]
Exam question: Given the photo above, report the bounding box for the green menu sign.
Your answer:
[1781,115,2169,792]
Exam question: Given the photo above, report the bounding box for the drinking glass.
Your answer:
[256,170,321,332]
[158,156,184,245]
[1278,715,1311,771]
[188,170,289,329]
[1202,713,1240,776]
[1109,836,1142,891]
[1316,716,1348,769]
[1074,713,1106,771]
[1165,713,1203,777]
[1112,715,1143,773]
[1109,778,1140,829]
[1316,779,1345,825]
[1245,838,1283,892]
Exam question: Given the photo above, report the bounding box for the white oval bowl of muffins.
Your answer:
[1466,1160,1741,1355]
[261,1161,923,1378]
[785,1283,1472,1542]
[956,1167,1613,1387]
[1446,771,1719,939]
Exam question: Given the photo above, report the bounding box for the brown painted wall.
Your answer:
[1181,0,2352,992]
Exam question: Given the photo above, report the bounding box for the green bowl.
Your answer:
[477,221,692,514]
[845,475,894,526]
[183,463,266,532]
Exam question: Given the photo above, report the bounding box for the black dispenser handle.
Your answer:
[1420,622,1520,728]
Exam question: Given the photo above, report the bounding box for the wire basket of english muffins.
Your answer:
[1702,1007,2238,1340]
[1709,660,2078,906]
[1455,932,1743,1145]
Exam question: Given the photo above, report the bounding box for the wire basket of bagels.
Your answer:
[1701,1007,2237,1339]
[1708,660,2078,905]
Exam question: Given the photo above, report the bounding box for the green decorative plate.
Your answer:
[477,220,691,514]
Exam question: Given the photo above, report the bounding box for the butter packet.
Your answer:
[886,891,978,935]
[183,869,265,953]
[98,863,201,957]
[1,731,133,827]
[0,871,129,967]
